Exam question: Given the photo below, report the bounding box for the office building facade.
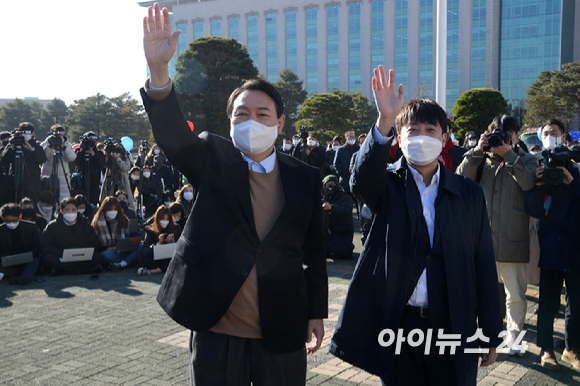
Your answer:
[140,0,580,114]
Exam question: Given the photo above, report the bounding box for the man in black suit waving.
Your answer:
[140,4,327,386]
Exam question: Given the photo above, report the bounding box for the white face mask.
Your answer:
[332,145,340,152]
[40,205,52,213]
[542,135,561,150]
[183,191,194,201]
[5,220,19,230]
[230,119,278,155]
[173,217,180,224]
[63,213,77,223]
[293,139,300,146]
[78,208,86,214]
[105,211,118,220]
[307,139,317,147]
[153,149,160,155]
[143,171,151,179]
[283,143,292,151]
[347,139,356,146]
[164,201,173,207]
[24,134,32,141]
[401,135,444,166]
[159,220,170,229]
[131,174,139,181]
[468,140,477,147]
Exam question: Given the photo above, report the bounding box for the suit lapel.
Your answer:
[229,158,258,240]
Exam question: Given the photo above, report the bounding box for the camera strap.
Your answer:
[475,154,487,184]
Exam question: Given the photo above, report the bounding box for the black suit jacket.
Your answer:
[141,87,328,354]
[0,221,41,258]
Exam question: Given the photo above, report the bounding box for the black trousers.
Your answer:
[0,258,40,284]
[382,314,459,386]
[189,330,306,386]
[42,253,104,275]
[537,268,580,351]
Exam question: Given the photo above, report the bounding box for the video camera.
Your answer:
[104,138,124,155]
[140,140,149,153]
[79,134,97,151]
[47,132,64,149]
[9,130,28,147]
[541,145,580,185]
[298,126,313,143]
[483,129,511,152]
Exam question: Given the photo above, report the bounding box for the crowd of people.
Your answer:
[0,123,196,284]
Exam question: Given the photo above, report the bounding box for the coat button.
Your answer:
[426,255,431,260]
[242,271,248,276]
[257,247,262,253]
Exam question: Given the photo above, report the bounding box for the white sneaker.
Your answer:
[137,268,150,276]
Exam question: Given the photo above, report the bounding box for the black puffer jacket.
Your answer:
[40,213,100,257]
[326,188,354,257]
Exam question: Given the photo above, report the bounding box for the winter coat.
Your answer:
[334,144,360,192]
[325,188,354,257]
[456,147,538,263]
[40,138,77,202]
[40,213,100,257]
[99,155,134,207]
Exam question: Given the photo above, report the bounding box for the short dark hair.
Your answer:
[490,114,519,135]
[39,190,56,206]
[544,118,565,134]
[115,190,128,199]
[226,79,284,119]
[129,166,140,174]
[395,99,449,134]
[161,191,174,202]
[1,203,21,218]
[0,131,10,140]
[17,122,35,133]
[50,124,65,133]
[332,136,342,143]
[75,194,88,207]
[19,197,34,207]
[169,202,185,215]
[60,197,78,211]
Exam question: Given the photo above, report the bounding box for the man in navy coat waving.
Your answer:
[330,66,503,386]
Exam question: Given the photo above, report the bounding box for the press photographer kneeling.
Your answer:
[526,142,580,371]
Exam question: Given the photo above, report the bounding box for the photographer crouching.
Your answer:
[99,139,134,208]
[40,125,76,202]
[526,133,580,370]
[322,175,354,260]
[73,131,105,205]
[1,122,47,203]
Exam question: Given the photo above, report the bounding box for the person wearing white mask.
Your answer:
[291,133,326,174]
[40,124,77,202]
[0,122,47,203]
[0,203,41,285]
[176,184,195,218]
[541,118,567,152]
[40,197,103,275]
[325,136,342,176]
[36,190,57,225]
[139,164,162,216]
[279,138,294,156]
[331,66,503,385]
[140,4,327,384]
[137,206,181,276]
[334,130,360,194]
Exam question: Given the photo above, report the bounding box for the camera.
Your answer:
[79,135,96,151]
[140,140,149,153]
[104,138,124,155]
[483,129,511,152]
[9,130,26,146]
[47,132,64,149]
[298,126,313,143]
[541,145,580,185]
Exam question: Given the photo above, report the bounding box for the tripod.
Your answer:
[83,151,91,203]
[13,144,38,203]
[49,146,72,201]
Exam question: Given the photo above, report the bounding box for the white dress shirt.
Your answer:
[240,149,277,173]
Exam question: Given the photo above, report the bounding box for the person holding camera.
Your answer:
[99,142,134,208]
[73,131,105,205]
[526,139,580,370]
[0,203,42,285]
[40,125,77,202]
[291,131,326,175]
[1,122,47,203]
[322,175,354,260]
[457,114,538,356]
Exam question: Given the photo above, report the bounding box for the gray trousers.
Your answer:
[189,330,306,386]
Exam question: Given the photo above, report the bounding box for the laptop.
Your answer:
[116,237,142,253]
[61,248,95,263]
[153,244,176,260]
[129,219,139,235]
[1,252,33,267]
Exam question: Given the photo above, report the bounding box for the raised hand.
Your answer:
[372,66,405,135]
[143,3,181,87]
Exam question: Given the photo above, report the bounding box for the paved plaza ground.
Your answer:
[1,224,579,385]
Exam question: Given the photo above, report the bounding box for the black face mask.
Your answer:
[324,186,336,196]
[119,201,128,210]
[22,208,36,219]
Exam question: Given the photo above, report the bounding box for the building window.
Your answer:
[446,0,460,112]
[211,19,221,37]
[194,21,203,39]
[327,5,339,91]
[168,14,176,79]
[419,0,433,98]
[349,3,361,92]
[395,0,408,100]
[286,10,297,73]
[266,13,278,82]
[229,17,239,41]
[247,15,258,65]
[177,23,187,56]
[371,1,385,72]
[306,8,318,95]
